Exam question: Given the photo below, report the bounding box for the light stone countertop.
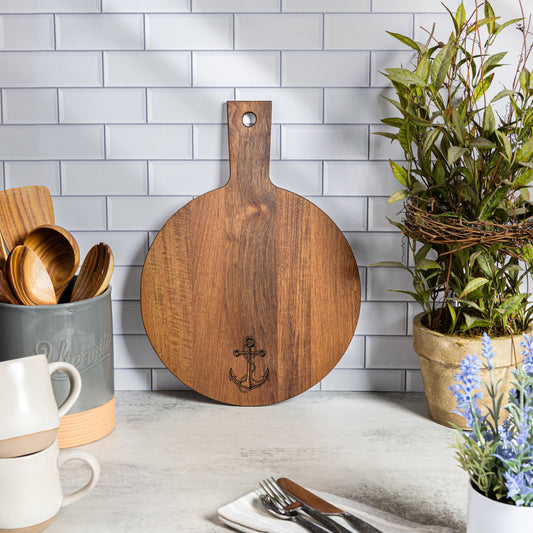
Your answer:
[49,391,468,533]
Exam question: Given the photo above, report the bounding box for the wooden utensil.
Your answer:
[71,243,114,302]
[141,101,361,406]
[0,234,7,270]
[0,186,55,252]
[5,245,56,306]
[23,224,80,300]
[0,270,19,304]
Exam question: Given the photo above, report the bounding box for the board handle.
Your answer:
[227,101,274,193]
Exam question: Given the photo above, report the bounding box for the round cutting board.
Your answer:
[141,101,360,406]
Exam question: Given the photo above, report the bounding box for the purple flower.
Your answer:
[521,334,533,374]
[505,471,525,500]
[450,353,483,427]
[481,332,495,369]
[453,333,533,506]
[503,470,533,507]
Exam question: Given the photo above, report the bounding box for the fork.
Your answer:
[260,478,353,533]
[259,494,331,533]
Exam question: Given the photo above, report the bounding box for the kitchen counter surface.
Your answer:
[49,391,467,533]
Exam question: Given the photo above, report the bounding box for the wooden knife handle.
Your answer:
[278,478,344,514]
[279,478,385,533]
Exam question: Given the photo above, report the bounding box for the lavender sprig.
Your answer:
[450,353,483,428]
[451,333,533,505]
[520,334,533,374]
[495,365,533,506]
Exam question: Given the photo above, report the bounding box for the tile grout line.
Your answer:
[0,5,429,392]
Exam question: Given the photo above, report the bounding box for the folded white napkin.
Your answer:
[217,488,459,533]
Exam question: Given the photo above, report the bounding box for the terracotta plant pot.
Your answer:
[412,312,530,428]
[467,482,533,532]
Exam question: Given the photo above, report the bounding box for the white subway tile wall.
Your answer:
[1,0,493,394]
[56,14,145,50]
[3,89,59,124]
[0,51,102,87]
[5,161,60,193]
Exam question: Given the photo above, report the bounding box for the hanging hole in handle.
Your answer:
[242,112,257,127]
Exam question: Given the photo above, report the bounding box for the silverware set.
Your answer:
[257,477,384,533]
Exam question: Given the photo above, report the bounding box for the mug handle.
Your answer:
[48,362,82,418]
[58,449,101,508]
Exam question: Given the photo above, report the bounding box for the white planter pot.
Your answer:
[467,482,533,532]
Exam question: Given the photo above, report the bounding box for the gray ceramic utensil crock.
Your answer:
[0,287,114,447]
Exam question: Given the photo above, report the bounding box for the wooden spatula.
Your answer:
[0,186,55,252]
[71,243,114,302]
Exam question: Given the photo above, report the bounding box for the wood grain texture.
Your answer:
[141,101,360,406]
[71,243,114,302]
[0,186,55,252]
[277,478,343,514]
[0,233,7,270]
[5,245,56,306]
[23,224,80,299]
[0,271,18,304]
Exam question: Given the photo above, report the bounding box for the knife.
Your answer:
[278,478,384,533]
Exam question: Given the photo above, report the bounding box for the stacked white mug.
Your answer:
[0,354,100,533]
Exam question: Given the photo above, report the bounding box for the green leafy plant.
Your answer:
[377,1,533,336]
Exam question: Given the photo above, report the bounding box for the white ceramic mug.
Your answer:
[0,439,100,533]
[0,354,82,458]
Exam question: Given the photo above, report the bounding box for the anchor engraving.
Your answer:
[229,336,270,392]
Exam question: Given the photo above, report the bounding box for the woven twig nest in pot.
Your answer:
[403,197,533,251]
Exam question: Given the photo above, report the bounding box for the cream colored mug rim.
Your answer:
[0,353,47,368]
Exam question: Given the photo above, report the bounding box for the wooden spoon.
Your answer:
[71,243,114,302]
[5,245,56,305]
[0,270,19,304]
[0,186,55,251]
[23,224,80,300]
[0,233,7,270]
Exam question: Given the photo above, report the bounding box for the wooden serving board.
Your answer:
[141,101,360,406]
